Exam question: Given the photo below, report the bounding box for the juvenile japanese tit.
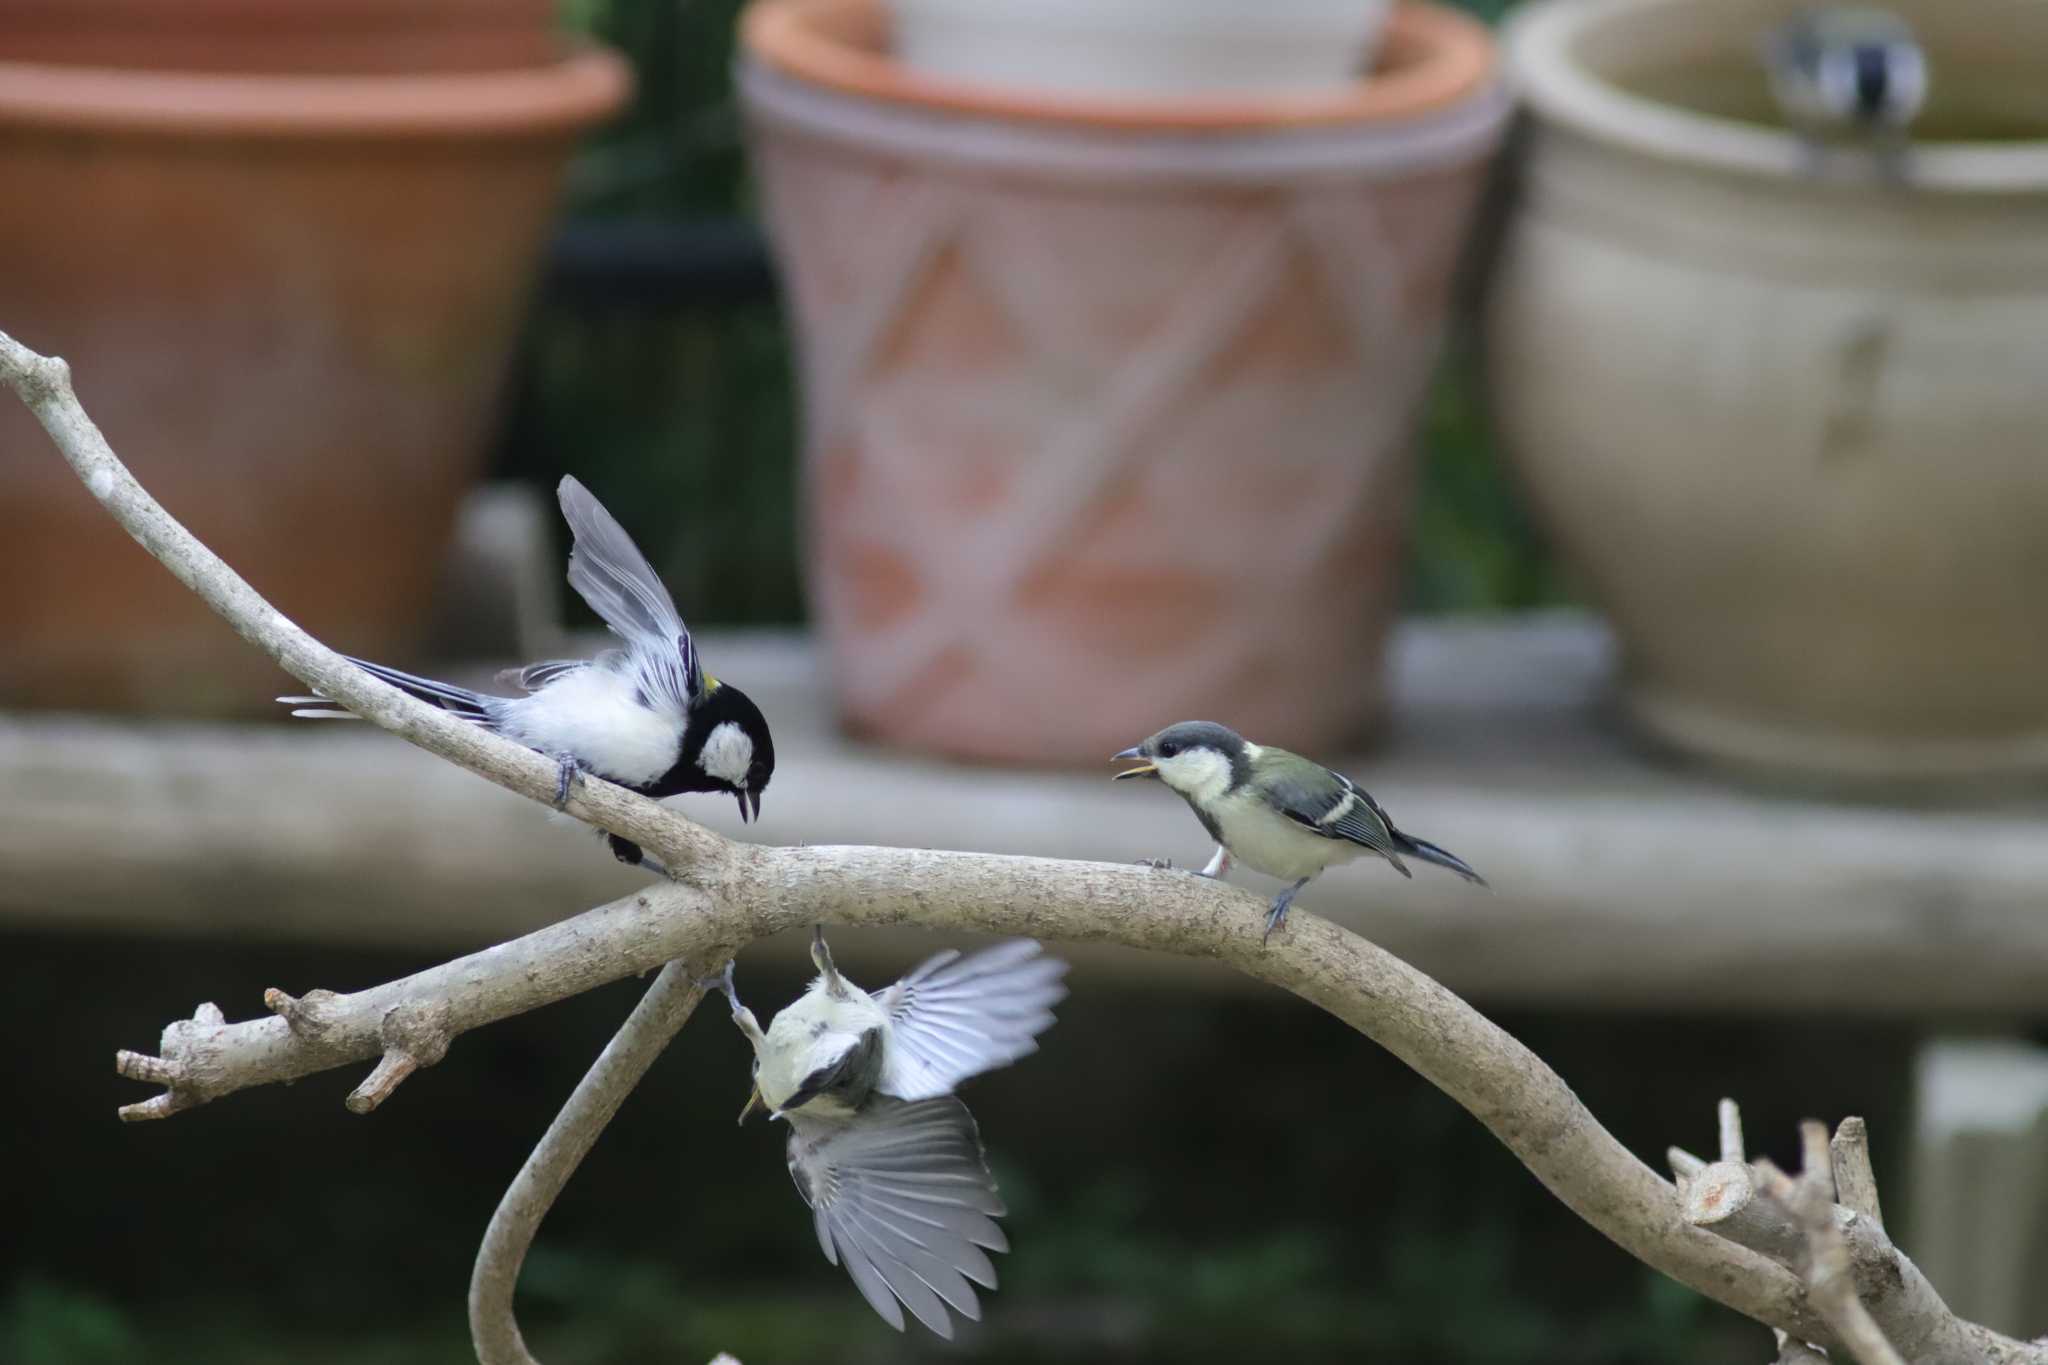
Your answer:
[1762,6,1927,177]
[281,476,774,869]
[707,930,1067,1337]
[1114,721,1485,943]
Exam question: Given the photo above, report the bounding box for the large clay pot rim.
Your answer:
[741,0,1495,130]
[0,45,629,137]
[1507,0,2048,193]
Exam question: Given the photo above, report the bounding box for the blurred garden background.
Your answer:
[4,0,2047,1361]
[507,0,1559,630]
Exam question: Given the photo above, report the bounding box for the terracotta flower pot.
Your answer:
[0,41,628,714]
[0,0,563,73]
[740,0,1506,765]
[1487,0,2048,787]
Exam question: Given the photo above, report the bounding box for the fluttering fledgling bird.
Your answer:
[1762,6,1928,179]
[707,929,1067,1337]
[280,476,774,870]
[1113,721,1484,943]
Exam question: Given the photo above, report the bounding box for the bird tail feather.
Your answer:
[278,657,496,727]
[1390,831,1487,887]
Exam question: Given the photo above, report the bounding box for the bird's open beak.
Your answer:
[734,789,757,824]
[738,1083,764,1124]
[1112,746,1158,780]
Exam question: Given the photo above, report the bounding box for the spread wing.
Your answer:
[786,1096,1008,1338]
[556,476,702,710]
[877,941,1068,1102]
[1255,751,1410,876]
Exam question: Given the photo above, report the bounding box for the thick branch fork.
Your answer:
[8,328,2043,1365]
[1671,1102,1993,1365]
[112,879,722,1121]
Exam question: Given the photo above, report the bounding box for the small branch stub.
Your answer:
[1667,1145,1707,1180]
[1829,1116,1884,1228]
[1685,1158,1807,1267]
[345,1000,453,1115]
[114,1049,194,1123]
[113,1001,229,1122]
[114,1051,183,1088]
[1720,1097,1746,1163]
[266,987,344,1043]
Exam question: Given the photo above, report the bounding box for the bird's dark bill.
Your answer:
[1111,746,1158,780]
[734,789,756,823]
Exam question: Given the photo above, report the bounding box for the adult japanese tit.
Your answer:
[708,930,1067,1337]
[1114,721,1485,943]
[281,476,774,869]
[1763,6,1927,177]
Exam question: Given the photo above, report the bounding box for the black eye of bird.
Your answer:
[1158,741,1179,758]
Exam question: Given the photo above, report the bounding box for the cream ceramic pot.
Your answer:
[1487,0,2048,786]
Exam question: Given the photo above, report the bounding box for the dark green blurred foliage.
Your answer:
[501,303,803,629]
[560,0,755,218]
[505,0,1564,627]
[4,927,1912,1364]
[1406,339,1570,613]
[2,1281,143,1365]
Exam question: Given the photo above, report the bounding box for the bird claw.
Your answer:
[553,756,580,810]
[696,959,739,1003]
[1135,857,1174,870]
[1262,877,1310,947]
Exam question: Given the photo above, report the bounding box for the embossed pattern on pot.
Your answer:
[743,0,1507,763]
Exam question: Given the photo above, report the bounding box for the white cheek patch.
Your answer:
[697,720,754,786]
[1157,748,1234,805]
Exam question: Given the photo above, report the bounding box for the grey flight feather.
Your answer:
[556,475,703,706]
[787,1095,1009,1339]
[878,940,1070,1102]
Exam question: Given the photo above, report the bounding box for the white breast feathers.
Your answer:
[1213,789,1365,882]
[501,667,682,788]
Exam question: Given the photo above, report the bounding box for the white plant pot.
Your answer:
[883,0,1396,98]
[1487,0,2048,788]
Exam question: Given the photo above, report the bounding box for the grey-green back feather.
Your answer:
[1250,747,1409,872]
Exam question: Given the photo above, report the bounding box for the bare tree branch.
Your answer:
[1681,1105,1988,1365]
[470,961,709,1365]
[1831,1116,1885,1227]
[9,327,2043,1365]
[1757,1122,1907,1365]
[107,879,718,1120]
[1723,1097,1747,1162]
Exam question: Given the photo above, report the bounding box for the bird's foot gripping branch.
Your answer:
[3,324,2038,1365]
